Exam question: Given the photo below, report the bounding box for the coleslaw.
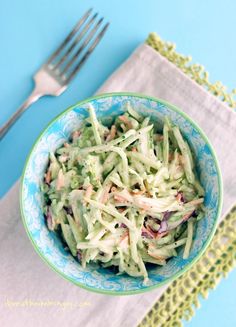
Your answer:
[42,103,205,283]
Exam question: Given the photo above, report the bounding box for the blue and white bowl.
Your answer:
[20,93,223,295]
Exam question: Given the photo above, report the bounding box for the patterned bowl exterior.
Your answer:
[20,93,222,295]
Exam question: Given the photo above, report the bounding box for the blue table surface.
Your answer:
[1,0,235,325]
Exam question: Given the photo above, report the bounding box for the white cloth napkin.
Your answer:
[0,44,236,327]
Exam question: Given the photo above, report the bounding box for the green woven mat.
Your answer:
[138,33,236,327]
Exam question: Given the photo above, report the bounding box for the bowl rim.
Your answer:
[20,92,223,295]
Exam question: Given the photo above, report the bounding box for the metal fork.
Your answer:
[0,8,109,139]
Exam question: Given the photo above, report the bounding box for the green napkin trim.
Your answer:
[138,33,236,327]
[146,33,236,109]
[140,205,236,327]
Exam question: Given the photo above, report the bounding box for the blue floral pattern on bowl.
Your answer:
[20,93,222,295]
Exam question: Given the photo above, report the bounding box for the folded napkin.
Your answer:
[1,43,236,327]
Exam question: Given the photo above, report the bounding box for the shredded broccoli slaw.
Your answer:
[42,103,205,283]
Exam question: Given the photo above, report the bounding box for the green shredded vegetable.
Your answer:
[42,103,205,283]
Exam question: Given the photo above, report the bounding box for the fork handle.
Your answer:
[0,88,43,140]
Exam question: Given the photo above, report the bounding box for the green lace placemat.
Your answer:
[139,33,236,327]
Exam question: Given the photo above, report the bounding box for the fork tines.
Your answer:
[46,8,109,84]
